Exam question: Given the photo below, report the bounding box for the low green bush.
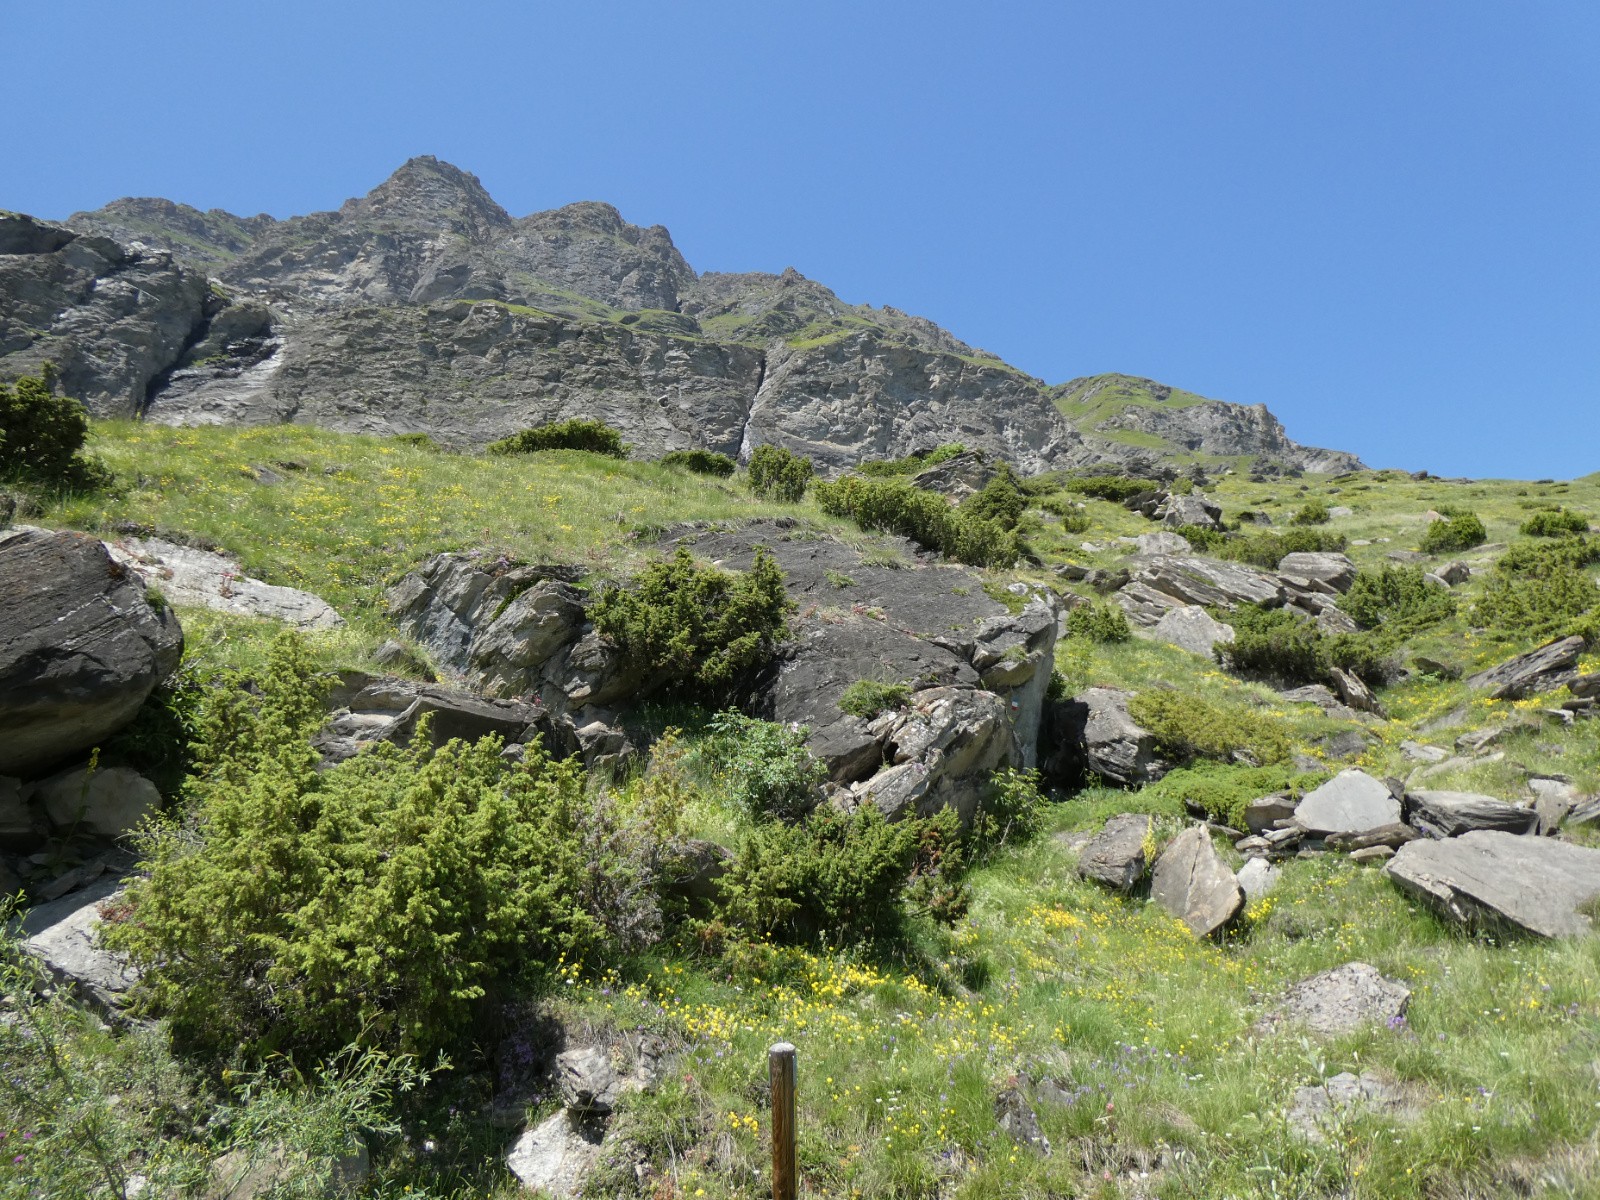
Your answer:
[813,475,1023,568]
[1341,565,1456,633]
[1520,508,1590,537]
[660,449,737,477]
[1143,761,1328,829]
[1174,524,1228,552]
[1473,535,1600,639]
[694,710,826,821]
[1212,528,1347,568]
[108,634,662,1061]
[0,366,112,491]
[1216,603,1392,686]
[1065,601,1131,643]
[747,444,814,501]
[855,443,966,477]
[591,547,793,694]
[967,767,1047,860]
[960,464,1028,530]
[838,679,912,719]
[1061,474,1151,502]
[391,431,441,451]
[1419,508,1487,554]
[1127,689,1292,768]
[1290,500,1330,526]
[1036,495,1090,532]
[486,417,627,457]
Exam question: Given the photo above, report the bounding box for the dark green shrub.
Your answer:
[813,475,1022,568]
[1213,528,1346,568]
[0,366,112,490]
[1419,508,1486,554]
[747,444,814,502]
[1520,509,1590,537]
[1217,603,1393,686]
[1473,536,1600,638]
[660,449,737,477]
[392,432,441,451]
[714,805,962,944]
[695,710,825,821]
[1065,601,1131,643]
[487,418,627,458]
[1290,500,1330,526]
[591,547,793,694]
[1127,689,1292,767]
[1174,524,1228,553]
[960,464,1028,530]
[856,443,966,477]
[838,680,912,719]
[1036,495,1090,532]
[108,634,657,1060]
[967,767,1047,860]
[1144,762,1328,829]
[1061,475,1150,502]
[1341,565,1456,633]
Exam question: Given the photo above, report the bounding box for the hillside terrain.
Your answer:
[2,157,1359,474]
[1,394,1597,1198]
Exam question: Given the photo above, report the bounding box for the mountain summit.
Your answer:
[0,159,1361,474]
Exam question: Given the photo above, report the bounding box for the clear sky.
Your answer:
[5,2,1597,478]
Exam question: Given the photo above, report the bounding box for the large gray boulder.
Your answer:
[106,537,343,631]
[0,528,183,778]
[1077,813,1152,892]
[555,1046,623,1114]
[1465,636,1586,700]
[1258,962,1410,1037]
[1156,492,1223,531]
[1407,790,1538,838]
[1277,552,1357,593]
[1056,687,1167,787]
[1385,831,1600,937]
[1150,826,1244,937]
[32,765,160,838]
[1294,770,1402,837]
[850,687,1017,826]
[17,878,139,1013]
[1147,605,1235,657]
[1117,555,1284,626]
[505,1110,604,1198]
[910,450,995,500]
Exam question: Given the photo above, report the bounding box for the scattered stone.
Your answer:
[1407,790,1538,838]
[1294,770,1402,837]
[1244,794,1298,835]
[556,1045,623,1114]
[1411,656,1463,680]
[1277,552,1357,593]
[1236,857,1280,902]
[1385,831,1600,937]
[1466,636,1586,700]
[0,527,184,777]
[32,765,161,839]
[1400,740,1448,764]
[107,537,344,631]
[1259,962,1410,1037]
[16,878,139,1014]
[1287,1072,1415,1141]
[1077,813,1153,892]
[1329,667,1383,716]
[994,1083,1051,1154]
[1327,505,1354,518]
[1151,826,1245,938]
[1325,823,1418,852]
[1148,605,1235,657]
[39,859,106,902]
[1436,561,1472,586]
[1528,778,1577,836]
[506,1110,605,1198]
[1350,845,1395,864]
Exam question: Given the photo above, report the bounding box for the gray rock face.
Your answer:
[1385,831,1600,937]
[850,687,1017,825]
[994,1084,1051,1154]
[1245,795,1298,834]
[1236,856,1281,902]
[1151,826,1244,937]
[1116,555,1284,626]
[17,878,139,1013]
[1466,636,1587,700]
[909,450,995,500]
[1156,492,1223,531]
[1287,1072,1415,1141]
[1294,770,1402,837]
[1057,687,1167,787]
[556,1046,623,1114]
[1277,552,1357,593]
[106,537,343,630]
[505,1110,604,1198]
[1259,962,1410,1037]
[1133,531,1193,557]
[316,676,550,765]
[1407,790,1538,838]
[0,527,184,778]
[1077,813,1152,892]
[32,765,159,838]
[1147,605,1235,657]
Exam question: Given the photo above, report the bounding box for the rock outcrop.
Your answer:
[1258,963,1411,1037]
[1151,826,1244,937]
[1384,832,1600,937]
[0,527,183,777]
[106,537,343,630]
[1077,813,1152,892]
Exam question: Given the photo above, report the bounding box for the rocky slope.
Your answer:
[3,156,1360,473]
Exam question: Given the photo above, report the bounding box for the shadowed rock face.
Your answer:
[47,157,1361,473]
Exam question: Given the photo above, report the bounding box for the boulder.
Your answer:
[1124,554,1284,617]
[1528,778,1577,836]
[994,1083,1051,1154]
[32,765,160,838]
[1465,636,1586,700]
[910,450,994,500]
[1244,794,1298,835]
[1055,688,1166,787]
[1287,1072,1415,1141]
[852,687,1016,825]
[16,878,139,1014]
[1150,826,1244,937]
[1076,813,1152,892]
[1293,770,1401,837]
[1132,531,1193,557]
[1258,962,1410,1037]
[506,1110,605,1198]
[317,677,545,764]
[1406,790,1538,838]
[1148,605,1235,657]
[1384,831,1600,937]
[1156,492,1223,531]
[1277,552,1357,593]
[1350,845,1395,864]
[106,537,343,630]
[1324,823,1418,852]
[556,1045,623,1114]
[1329,667,1383,717]
[1436,561,1472,586]
[0,527,183,777]
[1236,856,1280,902]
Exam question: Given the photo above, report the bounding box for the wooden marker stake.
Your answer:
[769,1041,797,1200]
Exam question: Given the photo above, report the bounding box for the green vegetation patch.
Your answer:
[1143,760,1329,829]
[660,448,737,477]
[747,444,815,502]
[855,443,967,477]
[1128,687,1293,767]
[815,475,1022,568]
[0,366,112,492]
[1419,507,1487,554]
[487,416,628,458]
[838,679,913,719]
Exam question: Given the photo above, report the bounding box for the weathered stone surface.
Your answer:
[32,765,160,838]
[910,450,995,500]
[1528,778,1577,835]
[994,1084,1051,1154]
[1244,795,1298,834]
[1437,561,1472,586]
[1385,831,1600,937]
[1400,740,1449,763]
[1287,1072,1415,1140]
[17,878,139,1013]
[1466,636,1586,700]
[506,1110,604,1198]
[1156,492,1223,530]
[1147,605,1235,657]
[1329,667,1383,716]
[1260,963,1410,1037]
[1325,823,1418,852]
[1132,530,1193,557]
[1236,856,1281,902]
[556,1046,623,1114]
[317,677,545,764]
[1150,826,1244,937]
[0,527,184,778]
[205,1140,369,1199]
[1056,687,1167,787]
[107,537,343,630]
[1294,770,1402,837]
[852,687,1017,825]
[1407,790,1538,838]
[1077,813,1152,892]
[1350,845,1395,864]
[1125,554,1284,615]
[1277,552,1357,593]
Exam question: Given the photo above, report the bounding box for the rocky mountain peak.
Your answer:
[340,155,511,238]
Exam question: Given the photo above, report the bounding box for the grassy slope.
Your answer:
[26,428,1600,1198]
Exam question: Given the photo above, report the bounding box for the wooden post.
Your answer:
[769,1041,797,1200]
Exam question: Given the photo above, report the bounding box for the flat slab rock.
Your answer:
[1407,789,1537,838]
[1294,770,1401,837]
[1465,635,1586,700]
[1151,826,1244,937]
[1385,831,1600,938]
[16,877,139,1012]
[1287,1072,1418,1141]
[1146,605,1235,657]
[1077,813,1152,892]
[1257,962,1411,1037]
[107,536,344,631]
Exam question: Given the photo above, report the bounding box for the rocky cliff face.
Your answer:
[0,157,1362,473]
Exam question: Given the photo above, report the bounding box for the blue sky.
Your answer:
[6,2,1597,478]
